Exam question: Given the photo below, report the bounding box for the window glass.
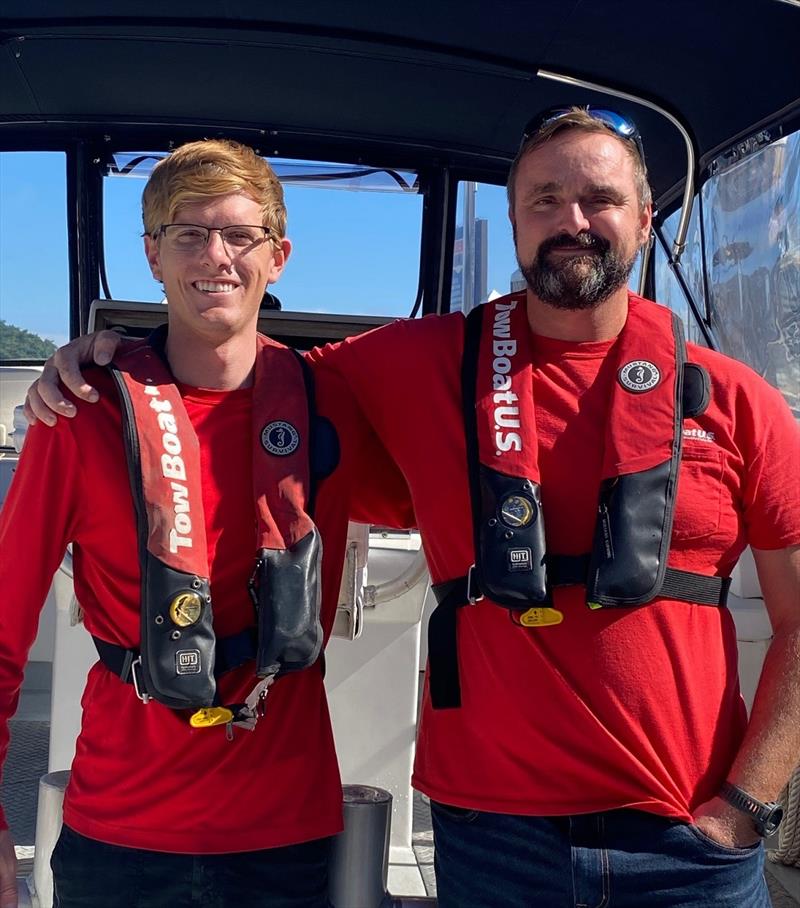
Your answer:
[103,155,423,318]
[0,152,69,448]
[451,181,517,312]
[702,130,800,414]
[628,251,643,295]
[652,237,708,348]
[660,197,707,327]
[0,152,69,359]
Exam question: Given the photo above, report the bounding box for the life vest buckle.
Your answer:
[231,676,274,732]
[130,656,151,704]
[248,555,265,609]
[466,565,483,605]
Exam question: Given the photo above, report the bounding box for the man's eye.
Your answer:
[175,229,205,241]
[226,229,259,245]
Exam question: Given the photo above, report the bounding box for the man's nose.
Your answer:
[557,202,591,235]
[204,229,234,266]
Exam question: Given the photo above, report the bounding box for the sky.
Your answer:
[0,151,519,349]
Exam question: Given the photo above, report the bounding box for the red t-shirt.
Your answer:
[311,293,800,822]
[0,362,412,852]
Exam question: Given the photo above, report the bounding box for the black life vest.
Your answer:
[429,294,730,709]
[95,327,338,729]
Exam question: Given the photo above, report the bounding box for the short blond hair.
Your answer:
[142,139,286,243]
[507,107,652,212]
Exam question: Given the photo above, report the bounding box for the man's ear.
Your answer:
[267,238,292,284]
[508,206,519,246]
[638,202,653,247]
[144,234,162,282]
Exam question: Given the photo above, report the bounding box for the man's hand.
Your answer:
[692,795,761,849]
[24,330,123,426]
[0,829,18,908]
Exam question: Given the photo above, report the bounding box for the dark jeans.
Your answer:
[51,824,332,908]
[431,801,771,908]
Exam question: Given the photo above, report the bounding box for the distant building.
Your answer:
[510,267,526,293]
[474,219,488,307]
[451,218,489,311]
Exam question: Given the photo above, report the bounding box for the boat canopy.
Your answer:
[1,1,799,208]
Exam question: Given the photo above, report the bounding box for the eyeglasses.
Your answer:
[159,224,274,253]
[520,107,646,164]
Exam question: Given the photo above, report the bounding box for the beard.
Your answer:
[517,231,638,310]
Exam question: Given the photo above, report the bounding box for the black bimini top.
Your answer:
[1,1,798,205]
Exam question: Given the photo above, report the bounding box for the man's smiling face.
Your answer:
[144,192,289,343]
[510,129,651,310]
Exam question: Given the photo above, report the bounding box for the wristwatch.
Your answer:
[719,781,784,837]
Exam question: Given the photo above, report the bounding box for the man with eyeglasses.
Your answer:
[25,109,800,906]
[0,139,412,908]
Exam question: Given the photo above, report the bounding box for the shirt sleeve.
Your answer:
[739,380,800,550]
[309,351,415,529]
[0,420,83,830]
[347,415,415,528]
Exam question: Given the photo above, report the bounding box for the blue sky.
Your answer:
[0,152,518,349]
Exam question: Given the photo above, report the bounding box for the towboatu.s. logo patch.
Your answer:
[618,360,660,393]
[261,420,300,456]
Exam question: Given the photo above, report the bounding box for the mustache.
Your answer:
[538,232,610,257]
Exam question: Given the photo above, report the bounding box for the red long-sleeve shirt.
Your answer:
[0,362,413,852]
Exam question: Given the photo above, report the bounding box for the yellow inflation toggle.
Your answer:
[518,607,564,627]
[190,707,234,728]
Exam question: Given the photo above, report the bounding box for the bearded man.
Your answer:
[27,109,800,907]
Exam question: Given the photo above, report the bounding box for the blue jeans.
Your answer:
[51,824,332,908]
[431,802,771,908]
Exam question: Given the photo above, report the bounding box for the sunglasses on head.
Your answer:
[520,107,646,164]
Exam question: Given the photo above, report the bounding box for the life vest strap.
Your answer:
[93,627,258,688]
[544,555,730,606]
[427,577,471,710]
[658,567,731,606]
[428,564,730,709]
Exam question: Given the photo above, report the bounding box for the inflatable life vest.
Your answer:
[429,294,731,709]
[94,326,338,730]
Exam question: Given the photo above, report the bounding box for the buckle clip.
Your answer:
[466,565,483,605]
[248,555,265,609]
[232,676,274,731]
[130,657,150,704]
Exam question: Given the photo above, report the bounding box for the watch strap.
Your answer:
[719,781,783,836]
